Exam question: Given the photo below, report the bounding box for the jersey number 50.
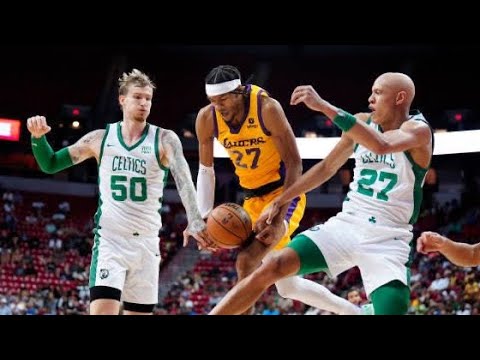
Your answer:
[111,175,147,202]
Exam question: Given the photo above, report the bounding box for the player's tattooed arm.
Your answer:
[68,129,105,164]
[161,129,205,232]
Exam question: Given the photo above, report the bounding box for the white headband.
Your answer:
[205,79,241,97]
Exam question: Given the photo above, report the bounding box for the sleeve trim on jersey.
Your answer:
[404,150,429,172]
[98,123,110,168]
[257,90,272,136]
[155,127,169,171]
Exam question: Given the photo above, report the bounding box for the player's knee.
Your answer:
[259,254,293,285]
[235,253,285,288]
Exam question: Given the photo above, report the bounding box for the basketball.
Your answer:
[207,203,253,249]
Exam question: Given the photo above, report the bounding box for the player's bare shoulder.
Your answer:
[82,129,105,146]
[257,95,294,139]
[259,96,287,128]
[69,129,106,164]
[196,105,214,125]
[159,128,181,146]
[402,117,432,146]
[195,105,215,139]
[260,95,282,114]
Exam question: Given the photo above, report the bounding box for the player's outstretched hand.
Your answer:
[290,85,324,112]
[183,219,218,252]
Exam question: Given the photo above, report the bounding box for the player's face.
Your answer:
[120,86,153,122]
[347,290,362,305]
[208,92,243,123]
[368,78,397,124]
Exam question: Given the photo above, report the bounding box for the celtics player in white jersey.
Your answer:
[210,72,433,315]
[27,69,211,315]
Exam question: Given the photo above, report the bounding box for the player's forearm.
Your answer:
[31,135,74,174]
[278,161,335,208]
[314,99,340,120]
[330,109,389,154]
[163,130,204,229]
[315,101,388,154]
[440,240,480,267]
[172,160,204,225]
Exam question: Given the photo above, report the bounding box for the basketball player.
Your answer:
[417,231,480,266]
[197,65,362,315]
[27,69,210,315]
[210,72,433,315]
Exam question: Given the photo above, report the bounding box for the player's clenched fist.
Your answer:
[27,115,52,138]
[416,231,446,254]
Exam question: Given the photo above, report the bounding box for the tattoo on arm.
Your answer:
[162,130,204,230]
[69,130,104,164]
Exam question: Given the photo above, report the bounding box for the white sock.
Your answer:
[275,276,361,315]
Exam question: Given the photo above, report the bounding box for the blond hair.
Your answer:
[118,68,156,95]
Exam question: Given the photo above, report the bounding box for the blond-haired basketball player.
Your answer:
[28,69,209,315]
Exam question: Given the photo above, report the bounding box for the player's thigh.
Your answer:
[242,196,265,225]
[244,189,307,250]
[356,232,412,300]
[122,239,160,306]
[242,187,293,224]
[275,193,306,250]
[290,217,355,277]
[89,233,127,291]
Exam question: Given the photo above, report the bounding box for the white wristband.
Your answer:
[196,164,215,219]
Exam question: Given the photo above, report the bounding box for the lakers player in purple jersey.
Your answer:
[197,65,363,315]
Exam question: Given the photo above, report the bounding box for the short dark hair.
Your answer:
[205,65,241,84]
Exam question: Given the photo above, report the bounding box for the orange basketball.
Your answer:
[207,203,253,249]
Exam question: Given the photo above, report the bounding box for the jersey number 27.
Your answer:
[232,148,261,169]
[357,169,397,201]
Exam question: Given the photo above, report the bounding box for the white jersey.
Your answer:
[342,113,430,228]
[95,122,169,237]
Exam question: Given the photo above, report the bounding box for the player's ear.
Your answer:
[119,95,126,109]
[395,91,406,105]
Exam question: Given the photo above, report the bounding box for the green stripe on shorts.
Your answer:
[287,234,329,276]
